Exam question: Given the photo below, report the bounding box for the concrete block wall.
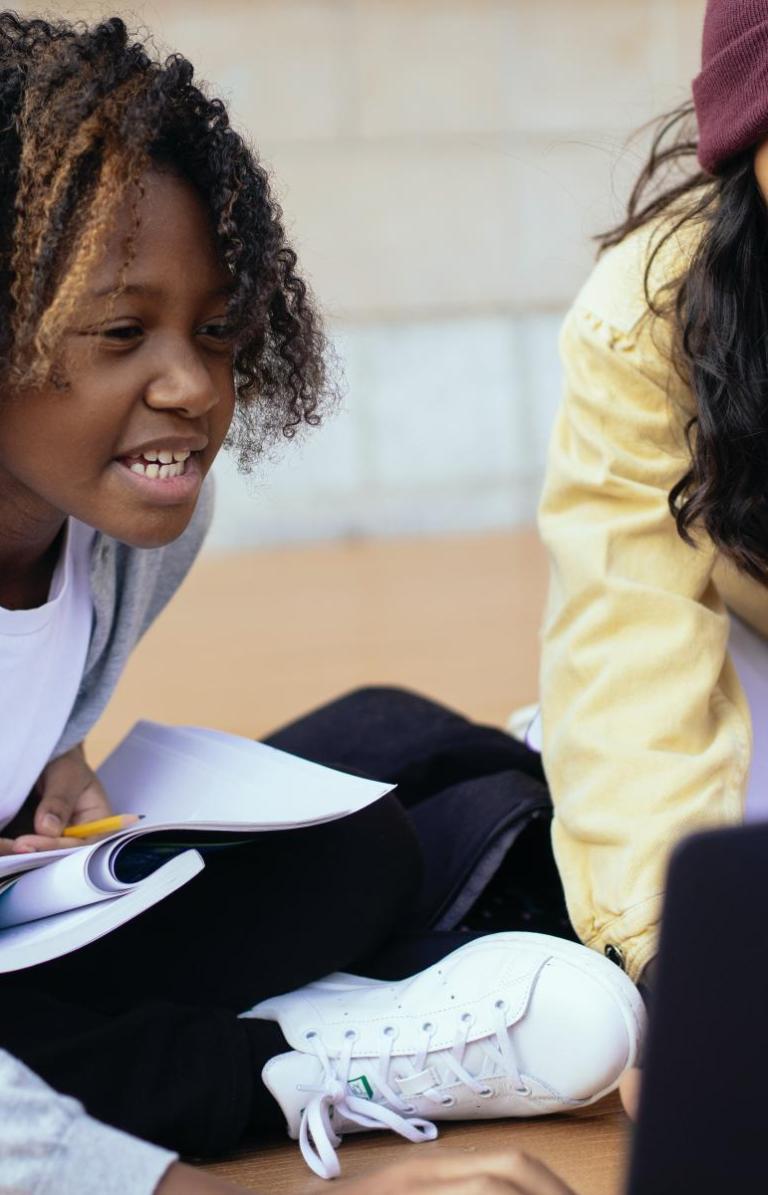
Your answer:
[19,0,708,545]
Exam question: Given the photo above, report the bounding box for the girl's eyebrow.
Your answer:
[88,281,235,300]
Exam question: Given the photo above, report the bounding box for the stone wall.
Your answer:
[17,0,708,545]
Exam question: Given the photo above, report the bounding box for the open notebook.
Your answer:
[0,721,394,972]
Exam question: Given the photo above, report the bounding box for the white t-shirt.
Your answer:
[728,614,768,822]
[0,519,94,832]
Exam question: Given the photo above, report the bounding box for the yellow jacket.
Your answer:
[538,211,760,982]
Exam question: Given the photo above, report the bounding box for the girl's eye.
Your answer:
[79,321,234,345]
[199,322,235,342]
[101,324,143,341]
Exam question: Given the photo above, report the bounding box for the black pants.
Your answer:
[0,688,568,1155]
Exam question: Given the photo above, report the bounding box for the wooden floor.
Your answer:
[92,529,631,1195]
[202,1095,629,1194]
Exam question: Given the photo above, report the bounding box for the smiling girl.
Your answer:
[0,168,240,853]
[0,11,326,853]
[0,12,643,1195]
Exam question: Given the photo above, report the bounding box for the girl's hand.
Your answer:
[337,1150,580,1194]
[8,743,112,853]
[155,1150,579,1195]
[156,1151,579,1195]
[155,1163,251,1193]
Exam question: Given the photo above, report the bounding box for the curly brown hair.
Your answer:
[0,10,335,465]
[597,104,768,584]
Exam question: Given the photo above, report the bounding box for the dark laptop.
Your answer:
[626,822,768,1194]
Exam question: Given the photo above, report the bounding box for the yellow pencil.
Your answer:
[62,814,145,839]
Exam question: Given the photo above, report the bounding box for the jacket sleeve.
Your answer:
[53,473,216,761]
[0,1049,177,1195]
[537,304,751,982]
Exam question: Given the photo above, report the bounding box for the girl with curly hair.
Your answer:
[0,11,643,1195]
[535,0,768,1005]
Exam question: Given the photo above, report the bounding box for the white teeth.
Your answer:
[125,457,187,479]
[130,448,192,464]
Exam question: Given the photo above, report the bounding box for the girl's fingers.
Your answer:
[342,1151,579,1195]
[432,1181,516,1194]
[11,833,83,853]
[69,777,112,823]
[443,1181,554,1195]
[32,743,110,837]
[33,786,81,837]
[470,1151,579,1195]
[420,1151,577,1193]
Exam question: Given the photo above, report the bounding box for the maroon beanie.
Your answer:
[693,0,768,175]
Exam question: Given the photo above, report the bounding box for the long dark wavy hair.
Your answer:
[0,11,335,466]
[597,102,768,583]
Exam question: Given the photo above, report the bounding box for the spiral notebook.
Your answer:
[0,721,393,972]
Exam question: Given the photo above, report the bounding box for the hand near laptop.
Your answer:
[0,742,113,854]
[157,1149,579,1194]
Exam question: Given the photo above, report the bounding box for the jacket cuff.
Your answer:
[39,1113,177,1195]
[585,894,663,983]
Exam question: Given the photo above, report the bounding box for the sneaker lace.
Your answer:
[296,1001,527,1179]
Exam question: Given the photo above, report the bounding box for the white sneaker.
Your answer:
[243,932,645,1179]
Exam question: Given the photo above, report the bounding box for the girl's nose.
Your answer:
[144,346,220,417]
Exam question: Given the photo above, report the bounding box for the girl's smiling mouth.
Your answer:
[113,440,205,504]
[123,448,191,479]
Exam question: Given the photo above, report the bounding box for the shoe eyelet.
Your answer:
[382,1025,397,1038]
[494,999,507,1011]
[403,1103,415,1113]
[422,1021,434,1032]
[460,1012,473,1024]
[479,1087,493,1098]
[305,1030,318,1040]
[604,944,625,970]
[441,1095,456,1107]
[516,1084,531,1097]
[344,1029,357,1040]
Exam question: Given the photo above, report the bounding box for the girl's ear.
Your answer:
[754,137,768,202]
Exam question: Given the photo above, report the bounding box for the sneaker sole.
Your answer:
[313,931,646,1105]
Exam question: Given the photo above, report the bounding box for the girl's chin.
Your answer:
[89,456,205,547]
[118,513,196,548]
[101,509,197,549]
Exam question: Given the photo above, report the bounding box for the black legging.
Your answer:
[0,687,564,1156]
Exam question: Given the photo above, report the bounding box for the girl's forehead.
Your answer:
[86,169,230,300]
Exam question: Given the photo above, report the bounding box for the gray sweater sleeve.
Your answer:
[53,474,215,760]
[0,1049,177,1194]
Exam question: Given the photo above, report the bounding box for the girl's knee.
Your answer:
[337,795,423,927]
